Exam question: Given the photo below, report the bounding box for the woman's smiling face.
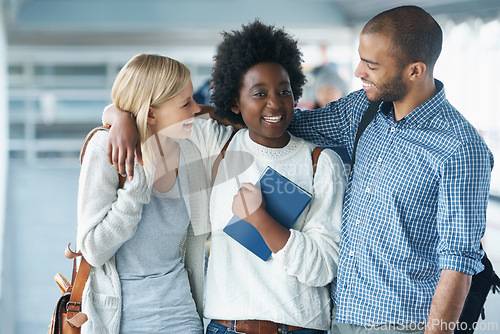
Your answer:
[150,80,200,139]
[233,62,295,148]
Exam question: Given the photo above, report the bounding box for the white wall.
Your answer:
[0,2,8,298]
[0,2,9,331]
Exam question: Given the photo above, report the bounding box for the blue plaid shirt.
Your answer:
[289,80,494,326]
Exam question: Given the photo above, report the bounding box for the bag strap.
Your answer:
[212,131,237,185]
[351,101,381,168]
[80,124,126,188]
[312,147,325,176]
[79,124,110,164]
[64,244,90,328]
[211,131,324,184]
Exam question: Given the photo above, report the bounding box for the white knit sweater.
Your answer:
[189,119,346,331]
[76,129,213,334]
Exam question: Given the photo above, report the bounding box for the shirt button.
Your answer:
[366,187,370,193]
[356,219,361,225]
[390,127,396,132]
[349,250,355,257]
[377,157,382,163]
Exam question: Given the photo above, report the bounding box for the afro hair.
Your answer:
[211,19,306,125]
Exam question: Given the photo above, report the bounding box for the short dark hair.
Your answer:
[362,5,442,71]
[211,20,306,125]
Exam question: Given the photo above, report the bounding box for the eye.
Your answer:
[367,63,376,70]
[182,100,190,108]
[280,89,292,95]
[252,91,265,97]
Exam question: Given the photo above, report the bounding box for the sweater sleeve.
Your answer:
[76,131,151,267]
[272,149,346,286]
[189,117,235,158]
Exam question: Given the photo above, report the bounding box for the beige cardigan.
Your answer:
[76,129,214,333]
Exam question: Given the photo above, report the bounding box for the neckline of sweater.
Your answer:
[239,129,304,161]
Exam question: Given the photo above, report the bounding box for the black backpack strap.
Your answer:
[351,101,381,168]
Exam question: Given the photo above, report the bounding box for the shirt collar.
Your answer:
[378,79,445,128]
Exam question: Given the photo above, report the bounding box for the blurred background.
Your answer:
[1,0,500,333]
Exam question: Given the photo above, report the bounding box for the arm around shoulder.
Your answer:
[288,90,367,148]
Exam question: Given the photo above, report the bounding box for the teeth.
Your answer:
[184,119,194,125]
[363,82,375,87]
[263,115,283,123]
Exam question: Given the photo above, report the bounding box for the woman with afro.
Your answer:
[190,19,346,334]
[103,20,345,334]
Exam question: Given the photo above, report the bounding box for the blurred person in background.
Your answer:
[193,78,213,106]
[311,62,351,165]
[311,63,348,109]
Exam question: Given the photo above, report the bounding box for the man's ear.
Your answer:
[147,107,156,125]
[408,62,427,81]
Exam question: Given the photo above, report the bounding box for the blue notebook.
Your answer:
[223,166,312,261]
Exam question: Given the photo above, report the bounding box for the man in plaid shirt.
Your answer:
[289,5,494,334]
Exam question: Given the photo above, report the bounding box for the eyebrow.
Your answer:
[361,57,380,66]
[249,81,290,89]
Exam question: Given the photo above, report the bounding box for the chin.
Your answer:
[365,92,379,102]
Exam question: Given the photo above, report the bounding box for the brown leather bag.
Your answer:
[48,245,91,334]
[48,125,125,334]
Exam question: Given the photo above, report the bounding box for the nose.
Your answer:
[266,93,280,109]
[192,99,201,115]
[354,61,364,78]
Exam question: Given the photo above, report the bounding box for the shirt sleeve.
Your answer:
[437,140,493,275]
[288,89,368,154]
[273,149,346,286]
[77,131,151,267]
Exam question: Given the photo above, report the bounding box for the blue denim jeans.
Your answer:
[206,320,328,334]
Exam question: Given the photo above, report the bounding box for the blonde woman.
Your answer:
[77,54,211,333]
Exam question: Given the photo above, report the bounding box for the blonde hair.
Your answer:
[111,53,191,166]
